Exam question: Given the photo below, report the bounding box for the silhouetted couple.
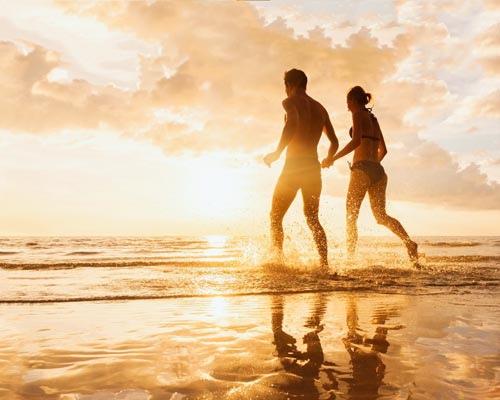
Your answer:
[264,69,418,270]
[271,294,338,392]
[270,294,396,397]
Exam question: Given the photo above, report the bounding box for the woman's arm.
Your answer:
[373,118,387,162]
[330,111,362,163]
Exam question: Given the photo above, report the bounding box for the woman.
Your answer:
[322,86,418,261]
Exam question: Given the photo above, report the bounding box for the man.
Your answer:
[264,69,338,268]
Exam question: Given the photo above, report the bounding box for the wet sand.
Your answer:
[1,292,499,400]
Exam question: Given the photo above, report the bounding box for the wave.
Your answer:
[2,261,499,303]
[0,259,235,270]
[425,255,500,263]
[2,253,499,270]
[2,281,498,304]
[65,251,103,256]
[425,241,483,247]
[360,240,485,248]
[367,242,403,248]
[0,289,343,303]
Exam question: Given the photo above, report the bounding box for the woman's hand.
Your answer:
[321,156,334,168]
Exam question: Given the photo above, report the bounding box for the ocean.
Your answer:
[0,236,498,302]
[1,236,499,399]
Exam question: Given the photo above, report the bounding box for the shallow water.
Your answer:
[1,236,499,399]
[0,236,498,302]
[1,292,498,399]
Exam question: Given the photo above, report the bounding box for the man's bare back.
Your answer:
[284,94,333,160]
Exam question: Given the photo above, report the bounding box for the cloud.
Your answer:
[474,23,500,76]
[0,40,152,133]
[52,0,415,154]
[3,1,420,151]
[474,89,500,118]
[385,140,500,209]
[485,0,500,10]
[0,0,498,210]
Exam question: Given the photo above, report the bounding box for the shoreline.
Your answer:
[0,285,498,304]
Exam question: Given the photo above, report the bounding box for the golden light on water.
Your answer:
[209,296,229,321]
[204,235,229,259]
[206,235,228,248]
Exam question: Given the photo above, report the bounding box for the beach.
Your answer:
[1,292,499,399]
[1,236,499,399]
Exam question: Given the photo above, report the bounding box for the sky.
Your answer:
[0,0,499,237]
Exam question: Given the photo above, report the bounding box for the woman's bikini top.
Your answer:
[349,109,380,141]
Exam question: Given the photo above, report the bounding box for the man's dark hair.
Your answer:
[284,69,307,89]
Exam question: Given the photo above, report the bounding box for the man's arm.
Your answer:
[320,111,339,167]
[264,98,298,167]
[323,111,362,167]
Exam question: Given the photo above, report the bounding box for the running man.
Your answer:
[264,69,338,268]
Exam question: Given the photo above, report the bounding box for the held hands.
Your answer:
[264,151,280,167]
[321,156,334,168]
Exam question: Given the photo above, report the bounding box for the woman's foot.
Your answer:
[405,240,418,262]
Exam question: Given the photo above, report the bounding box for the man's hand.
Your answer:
[321,156,334,168]
[264,151,280,167]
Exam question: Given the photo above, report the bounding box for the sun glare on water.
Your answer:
[204,235,228,258]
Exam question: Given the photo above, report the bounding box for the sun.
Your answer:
[181,155,250,220]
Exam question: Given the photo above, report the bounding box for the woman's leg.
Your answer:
[346,170,370,257]
[367,175,418,260]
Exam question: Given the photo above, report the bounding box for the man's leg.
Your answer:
[270,176,297,256]
[302,173,328,268]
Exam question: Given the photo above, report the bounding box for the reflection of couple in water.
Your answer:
[271,294,338,396]
[342,297,403,399]
[271,294,402,399]
[264,69,418,270]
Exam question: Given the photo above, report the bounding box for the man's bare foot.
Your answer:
[270,247,285,264]
[314,264,338,279]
